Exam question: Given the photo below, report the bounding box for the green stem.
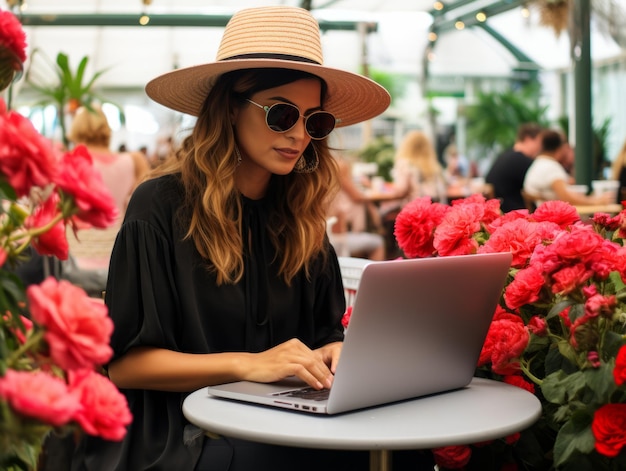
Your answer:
[6,212,65,257]
[6,330,44,369]
[520,360,543,386]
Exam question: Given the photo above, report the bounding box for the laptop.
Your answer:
[208,251,512,415]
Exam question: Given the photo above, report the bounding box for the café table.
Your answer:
[183,377,542,471]
[574,203,623,218]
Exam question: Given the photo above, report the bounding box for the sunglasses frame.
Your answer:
[245,99,336,140]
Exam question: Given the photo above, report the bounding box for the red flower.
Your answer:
[394,197,448,258]
[527,316,547,337]
[0,369,80,427]
[432,445,472,469]
[503,374,536,394]
[26,277,114,370]
[592,403,626,457]
[25,192,69,260]
[68,369,132,441]
[55,145,118,228]
[478,314,529,375]
[614,345,626,386]
[0,99,58,197]
[0,10,27,62]
[341,306,352,329]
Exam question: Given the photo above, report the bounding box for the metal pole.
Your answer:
[571,0,593,186]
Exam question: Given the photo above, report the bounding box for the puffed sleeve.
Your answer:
[103,176,184,361]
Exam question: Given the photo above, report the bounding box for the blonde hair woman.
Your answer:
[388,130,447,205]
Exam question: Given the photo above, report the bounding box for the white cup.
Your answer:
[591,180,619,201]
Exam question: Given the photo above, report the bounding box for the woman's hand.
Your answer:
[241,339,343,390]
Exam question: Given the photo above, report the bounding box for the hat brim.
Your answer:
[145,58,390,128]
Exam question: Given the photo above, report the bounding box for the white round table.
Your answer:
[183,377,542,471]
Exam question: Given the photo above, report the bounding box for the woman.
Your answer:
[611,138,626,204]
[71,6,416,471]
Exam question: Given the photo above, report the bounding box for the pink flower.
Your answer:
[531,200,580,229]
[26,277,113,370]
[55,145,118,228]
[0,247,6,267]
[0,10,27,62]
[68,369,132,441]
[25,191,69,260]
[592,403,626,457]
[0,99,58,197]
[394,197,449,258]
[433,202,483,256]
[432,445,472,469]
[0,369,80,427]
[2,312,33,344]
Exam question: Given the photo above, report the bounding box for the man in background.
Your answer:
[486,123,543,212]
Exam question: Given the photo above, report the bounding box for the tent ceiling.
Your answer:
[6,1,626,90]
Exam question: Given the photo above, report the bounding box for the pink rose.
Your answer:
[25,191,69,260]
[531,200,580,228]
[341,306,352,329]
[27,277,113,370]
[394,197,449,258]
[0,100,58,197]
[0,369,80,427]
[55,145,118,228]
[0,246,6,267]
[0,10,27,62]
[433,203,483,256]
[527,316,547,337]
[68,369,132,441]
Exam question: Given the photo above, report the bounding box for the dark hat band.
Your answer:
[221,53,321,65]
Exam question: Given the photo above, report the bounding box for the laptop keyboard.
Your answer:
[272,387,330,401]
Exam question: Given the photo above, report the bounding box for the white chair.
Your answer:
[337,256,371,307]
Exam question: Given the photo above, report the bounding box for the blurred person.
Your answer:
[611,138,626,203]
[523,129,613,207]
[485,123,543,212]
[327,156,385,260]
[68,105,150,216]
[377,130,446,258]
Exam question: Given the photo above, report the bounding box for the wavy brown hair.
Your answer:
[153,68,339,285]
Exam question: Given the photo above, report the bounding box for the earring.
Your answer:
[234,144,242,166]
[293,143,319,173]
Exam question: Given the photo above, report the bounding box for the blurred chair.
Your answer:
[521,190,539,213]
[337,256,371,307]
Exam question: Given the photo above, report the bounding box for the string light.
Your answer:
[454,20,465,30]
[476,12,487,22]
[433,2,444,11]
[428,31,438,42]
[139,14,150,25]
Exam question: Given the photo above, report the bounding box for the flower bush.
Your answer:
[1,9,131,470]
[393,194,626,470]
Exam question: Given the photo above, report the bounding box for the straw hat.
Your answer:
[145,6,390,128]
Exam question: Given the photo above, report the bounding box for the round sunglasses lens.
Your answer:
[267,104,300,132]
[306,112,336,139]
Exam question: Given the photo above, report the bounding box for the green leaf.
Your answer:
[542,370,586,404]
[583,365,617,405]
[553,413,595,468]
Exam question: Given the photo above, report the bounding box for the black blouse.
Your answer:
[74,174,346,471]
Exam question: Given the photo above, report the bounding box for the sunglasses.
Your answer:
[246,99,337,140]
